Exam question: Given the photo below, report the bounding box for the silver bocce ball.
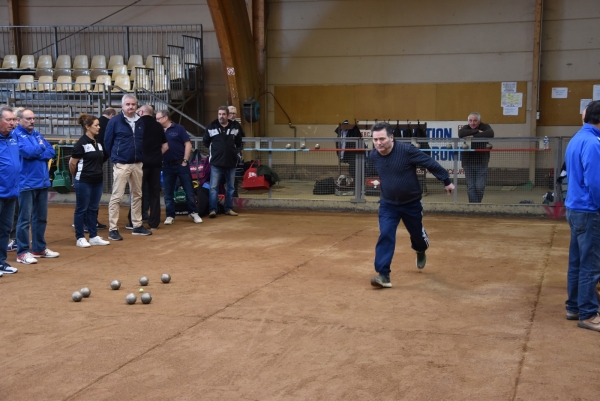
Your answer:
[72,291,83,302]
[314,144,320,149]
[139,276,149,286]
[141,293,152,304]
[80,287,91,298]
[161,273,171,284]
[285,143,291,149]
[125,293,137,305]
[300,143,306,149]
[110,280,121,290]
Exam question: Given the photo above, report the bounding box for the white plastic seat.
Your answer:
[55,55,71,69]
[145,54,161,68]
[72,76,92,92]
[169,54,181,65]
[127,55,144,70]
[72,69,90,78]
[16,75,35,91]
[92,75,111,92]
[153,74,169,92]
[133,74,150,91]
[111,64,128,81]
[17,55,35,70]
[184,54,197,64]
[112,74,131,92]
[73,55,89,69]
[90,68,109,81]
[35,68,54,78]
[1,55,18,69]
[53,68,72,78]
[129,66,146,81]
[90,55,107,69]
[56,76,73,91]
[37,76,54,91]
[170,63,183,79]
[37,55,53,69]
[107,55,124,70]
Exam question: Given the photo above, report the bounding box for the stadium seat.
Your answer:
[16,75,35,91]
[54,68,72,78]
[153,74,168,92]
[37,55,53,69]
[111,64,128,81]
[37,76,54,91]
[0,55,18,70]
[90,55,107,69]
[108,55,124,70]
[56,76,73,92]
[133,74,150,91]
[72,76,92,92]
[72,69,90,78]
[112,75,131,92]
[145,54,161,68]
[35,68,54,78]
[152,64,165,76]
[129,66,146,81]
[169,54,181,65]
[17,55,35,70]
[184,54,197,64]
[127,55,143,70]
[55,55,71,69]
[73,55,89,69]
[170,63,183,80]
[90,68,109,81]
[92,75,111,92]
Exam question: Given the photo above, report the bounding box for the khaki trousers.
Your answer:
[108,162,143,231]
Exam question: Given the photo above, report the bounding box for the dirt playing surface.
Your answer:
[1,204,598,400]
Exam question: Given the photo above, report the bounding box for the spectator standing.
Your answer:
[69,114,110,248]
[104,94,152,240]
[7,107,24,253]
[203,106,242,218]
[156,110,202,225]
[0,106,20,275]
[458,112,494,203]
[14,108,59,264]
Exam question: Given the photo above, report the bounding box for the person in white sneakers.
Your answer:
[155,110,202,225]
[69,114,110,248]
[14,108,59,264]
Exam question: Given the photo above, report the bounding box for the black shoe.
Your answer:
[370,274,392,288]
[416,251,427,270]
[125,224,134,230]
[108,230,123,241]
[209,211,217,218]
[96,222,107,230]
[566,311,579,320]
[132,226,152,236]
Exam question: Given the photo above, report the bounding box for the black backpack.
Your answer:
[313,177,335,195]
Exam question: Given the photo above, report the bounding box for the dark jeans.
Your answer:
[74,180,103,239]
[128,166,161,228]
[374,199,429,277]
[163,163,196,218]
[0,198,17,265]
[464,164,489,203]
[9,202,19,241]
[209,166,236,213]
[566,209,600,320]
[17,188,49,255]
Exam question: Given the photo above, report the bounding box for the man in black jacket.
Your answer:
[458,112,494,203]
[203,106,243,218]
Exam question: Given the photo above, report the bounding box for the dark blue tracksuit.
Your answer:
[370,142,451,277]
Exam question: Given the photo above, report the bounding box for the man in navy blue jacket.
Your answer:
[369,122,454,288]
[0,106,20,275]
[104,94,151,240]
[14,108,59,265]
[564,100,600,333]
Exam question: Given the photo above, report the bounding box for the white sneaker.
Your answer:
[76,238,91,248]
[32,248,60,258]
[89,236,110,246]
[189,212,202,223]
[164,216,174,225]
[17,252,38,264]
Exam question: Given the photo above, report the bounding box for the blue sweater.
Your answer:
[0,131,21,198]
[104,112,144,164]
[369,142,451,205]
[565,123,600,212]
[14,125,55,191]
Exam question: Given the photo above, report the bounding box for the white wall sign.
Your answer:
[503,106,519,116]
[593,85,600,101]
[551,87,568,98]
[501,82,517,93]
[580,99,592,114]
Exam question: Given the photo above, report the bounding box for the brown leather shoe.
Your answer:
[224,210,238,216]
[578,314,600,332]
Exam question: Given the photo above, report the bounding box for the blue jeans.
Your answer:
[74,180,103,239]
[464,164,489,203]
[374,199,429,277]
[209,166,236,213]
[566,209,600,320]
[0,198,17,265]
[17,188,49,255]
[163,163,196,218]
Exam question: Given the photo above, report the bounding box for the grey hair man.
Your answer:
[104,94,152,239]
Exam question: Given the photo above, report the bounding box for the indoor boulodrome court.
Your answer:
[2,204,598,400]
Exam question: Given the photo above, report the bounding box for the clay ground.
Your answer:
[1,204,598,401]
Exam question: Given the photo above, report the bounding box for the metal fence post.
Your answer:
[52,26,59,61]
[125,26,130,61]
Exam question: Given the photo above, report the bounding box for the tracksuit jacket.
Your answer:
[203,119,242,168]
[104,111,145,164]
[565,123,600,212]
[0,131,21,198]
[13,125,55,191]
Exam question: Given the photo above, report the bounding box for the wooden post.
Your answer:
[7,0,22,58]
[529,0,543,185]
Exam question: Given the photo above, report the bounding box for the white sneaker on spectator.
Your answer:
[32,248,60,258]
[89,236,110,246]
[76,238,91,248]
[189,212,202,223]
[17,252,38,264]
[164,217,174,225]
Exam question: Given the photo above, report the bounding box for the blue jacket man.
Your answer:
[0,106,20,275]
[103,94,152,239]
[14,108,60,265]
[564,100,600,333]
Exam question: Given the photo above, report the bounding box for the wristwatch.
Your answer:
[183,159,189,163]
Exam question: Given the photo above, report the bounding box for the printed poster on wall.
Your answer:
[501,82,517,93]
[593,85,600,101]
[580,99,592,114]
[501,92,523,107]
[551,87,568,98]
